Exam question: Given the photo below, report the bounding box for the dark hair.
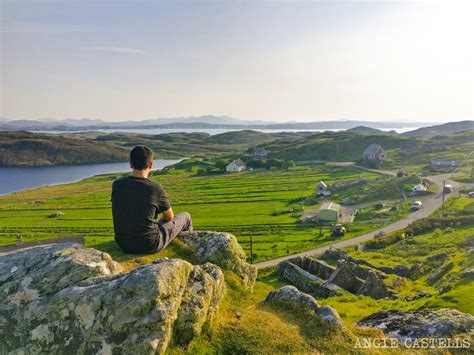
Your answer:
[130,145,153,170]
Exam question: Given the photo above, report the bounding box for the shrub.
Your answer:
[196,168,207,176]
[365,233,404,249]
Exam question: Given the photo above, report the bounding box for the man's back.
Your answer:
[111,176,170,253]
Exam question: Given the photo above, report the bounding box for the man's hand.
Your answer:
[161,208,174,222]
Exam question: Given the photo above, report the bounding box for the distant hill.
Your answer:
[94,130,312,158]
[402,120,474,137]
[0,116,428,132]
[0,130,312,166]
[0,131,129,167]
[346,126,398,135]
[259,130,474,166]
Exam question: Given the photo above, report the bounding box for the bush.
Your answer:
[196,168,207,176]
[246,158,267,169]
[365,233,404,249]
[282,160,296,170]
[215,159,230,170]
[406,215,473,235]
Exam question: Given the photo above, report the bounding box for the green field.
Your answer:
[0,164,412,262]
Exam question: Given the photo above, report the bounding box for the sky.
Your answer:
[1,0,473,123]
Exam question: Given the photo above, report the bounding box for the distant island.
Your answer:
[0,115,431,132]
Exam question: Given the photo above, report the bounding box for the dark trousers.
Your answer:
[155,212,193,252]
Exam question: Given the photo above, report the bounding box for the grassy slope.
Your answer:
[1,164,472,352]
[93,130,311,159]
[0,163,423,264]
[325,197,474,321]
[262,130,474,173]
[0,131,130,167]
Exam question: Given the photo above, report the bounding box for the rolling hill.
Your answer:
[0,131,129,167]
[260,130,474,168]
[402,120,474,137]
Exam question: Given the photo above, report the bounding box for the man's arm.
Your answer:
[160,207,174,222]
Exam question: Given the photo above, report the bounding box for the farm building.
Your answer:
[316,181,331,196]
[362,144,386,161]
[319,202,341,221]
[226,159,246,173]
[430,159,461,172]
[253,147,268,157]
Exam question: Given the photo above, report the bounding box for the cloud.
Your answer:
[80,46,146,54]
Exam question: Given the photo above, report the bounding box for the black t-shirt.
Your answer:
[111,176,170,252]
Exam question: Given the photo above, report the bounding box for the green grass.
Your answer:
[0,164,397,263]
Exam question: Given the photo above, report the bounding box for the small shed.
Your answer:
[319,202,341,221]
[316,181,328,194]
[226,159,246,173]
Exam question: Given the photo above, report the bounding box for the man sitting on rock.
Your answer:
[112,145,193,254]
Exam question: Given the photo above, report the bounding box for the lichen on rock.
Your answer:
[179,231,257,289]
[357,308,474,341]
[0,243,226,353]
[265,285,343,328]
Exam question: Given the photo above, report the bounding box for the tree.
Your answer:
[196,168,207,176]
[282,160,295,170]
[247,158,267,169]
[215,159,230,170]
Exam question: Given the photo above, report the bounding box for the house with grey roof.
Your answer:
[362,144,386,161]
[253,147,268,157]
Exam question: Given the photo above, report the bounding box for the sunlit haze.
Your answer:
[1,0,473,123]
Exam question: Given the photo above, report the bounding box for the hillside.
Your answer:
[89,130,311,158]
[0,165,472,352]
[402,120,474,137]
[0,131,129,167]
[260,130,474,169]
[0,130,311,167]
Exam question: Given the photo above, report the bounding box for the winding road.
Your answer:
[255,174,465,269]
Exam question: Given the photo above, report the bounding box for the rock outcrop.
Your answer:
[265,286,342,328]
[275,256,392,300]
[275,258,342,298]
[357,308,474,341]
[179,231,257,288]
[356,270,391,299]
[0,243,227,353]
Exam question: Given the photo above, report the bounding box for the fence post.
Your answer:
[250,233,253,264]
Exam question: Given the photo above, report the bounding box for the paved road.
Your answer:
[255,174,458,269]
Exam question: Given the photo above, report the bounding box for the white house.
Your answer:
[253,147,268,157]
[226,159,246,173]
[362,144,386,161]
[316,181,331,196]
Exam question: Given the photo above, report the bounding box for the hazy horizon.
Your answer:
[1,1,473,123]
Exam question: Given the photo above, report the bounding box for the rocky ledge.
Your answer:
[0,231,256,353]
[179,231,257,288]
[265,285,343,328]
[357,308,474,341]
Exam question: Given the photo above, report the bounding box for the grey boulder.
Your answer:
[179,231,257,288]
[0,243,225,354]
[357,308,474,341]
[265,285,343,328]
